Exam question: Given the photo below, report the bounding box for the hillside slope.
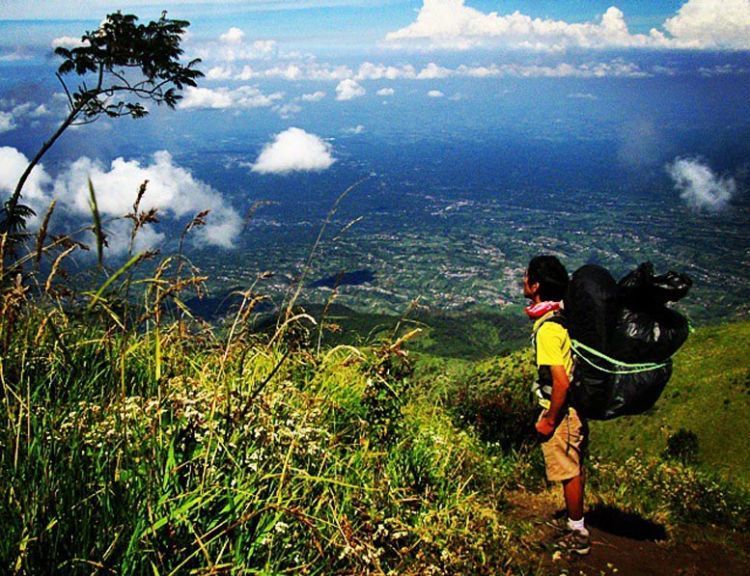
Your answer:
[590,320,750,488]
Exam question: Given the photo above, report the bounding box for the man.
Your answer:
[523,255,590,555]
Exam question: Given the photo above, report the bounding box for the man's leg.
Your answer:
[562,474,584,521]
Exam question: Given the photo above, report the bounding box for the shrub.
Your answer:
[663,428,700,465]
[443,351,538,452]
[590,452,750,529]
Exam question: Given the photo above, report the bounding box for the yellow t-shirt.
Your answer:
[532,312,573,408]
[534,313,573,376]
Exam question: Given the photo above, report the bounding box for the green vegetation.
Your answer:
[297,303,528,360]
[2,219,748,573]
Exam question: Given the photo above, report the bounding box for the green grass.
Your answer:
[590,320,750,488]
[0,291,528,574]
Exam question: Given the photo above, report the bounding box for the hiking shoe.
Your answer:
[554,529,591,556]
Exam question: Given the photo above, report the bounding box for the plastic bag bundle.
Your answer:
[565,262,692,420]
[612,262,692,364]
[619,262,693,306]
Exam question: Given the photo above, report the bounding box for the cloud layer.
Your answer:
[0,147,243,252]
[384,0,750,51]
[251,128,335,174]
[178,86,283,109]
[666,157,737,212]
[0,101,51,134]
[199,58,653,87]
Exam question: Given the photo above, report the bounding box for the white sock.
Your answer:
[568,517,588,535]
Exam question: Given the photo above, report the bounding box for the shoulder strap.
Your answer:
[532,312,567,339]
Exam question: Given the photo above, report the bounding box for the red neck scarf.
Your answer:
[525,300,561,319]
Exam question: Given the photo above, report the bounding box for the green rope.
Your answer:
[571,339,669,375]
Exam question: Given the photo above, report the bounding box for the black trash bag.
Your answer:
[611,307,690,363]
[612,262,691,364]
[604,362,673,419]
[564,265,619,419]
[619,262,693,307]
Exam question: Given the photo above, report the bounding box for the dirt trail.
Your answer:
[508,490,750,576]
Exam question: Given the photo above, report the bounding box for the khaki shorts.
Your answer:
[539,407,587,482]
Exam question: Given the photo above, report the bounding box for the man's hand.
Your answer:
[535,415,556,438]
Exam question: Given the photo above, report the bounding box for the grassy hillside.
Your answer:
[1,224,748,573]
[590,320,750,488]
[1,249,534,574]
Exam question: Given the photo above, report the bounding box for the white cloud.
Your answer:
[252,40,278,54]
[455,60,648,78]
[251,127,335,174]
[30,104,50,117]
[384,1,668,51]
[51,36,89,50]
[698,63,748,77]
[377,87,395,96]
[417,62,452,79]
[353,61,451,80]
[427,90,444,98]
[52,151,242,249]
[664,0,750,49]
[384,0,750,51]
[219,27,245,45]
[356,62,416,80]
[264,64,304,80]
[0,101,53,131]
[568,92,597,100]
[0,111,16,133]
[205,66,234,80]
[235,63,304,80]
[0,100,54,134]
[100,218,166,257]
[205,57,653,83]
[211,57,651,84]
[235,65,256,80]
[178,86,283,110]
[191,29,278,63]
[0,147,242,250]
[275,102,302,118]
[300,91,326,102]
[209,61,352,82]
[303,64,353,81]
[666,157,736,212]
[0,147,52,223]
[0,49,31,62]
[345,125,365,134]
[335,79,366,101]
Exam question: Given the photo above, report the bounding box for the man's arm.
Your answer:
[535,364,569,437]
